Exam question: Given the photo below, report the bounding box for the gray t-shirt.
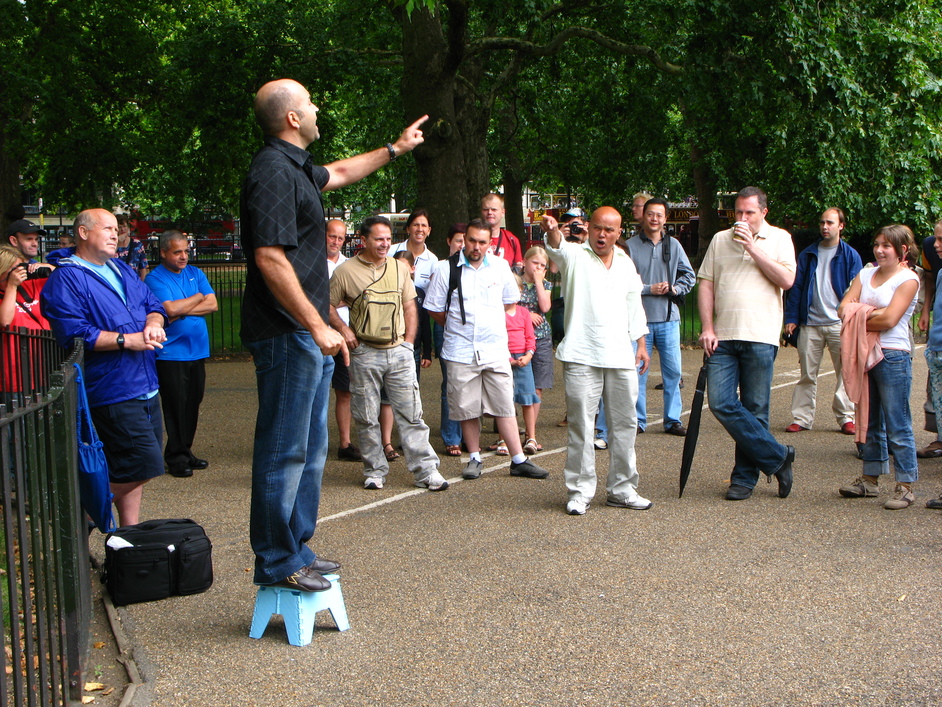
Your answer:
[807,243,841,325]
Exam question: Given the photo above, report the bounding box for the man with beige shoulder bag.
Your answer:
[329,215,448,492]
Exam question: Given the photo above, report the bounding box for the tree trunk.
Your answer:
[0,124,21,233]
[397,7,472,257]
[690,141,720,263]
[501,169,526,245]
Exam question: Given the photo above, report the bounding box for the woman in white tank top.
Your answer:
[837,225,919,509]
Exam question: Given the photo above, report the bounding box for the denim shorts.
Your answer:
[512,354,541,406]
[91,396,165,483]
[531,336,554,390]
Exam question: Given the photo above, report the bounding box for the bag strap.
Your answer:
[74,364,101,447]
[444,252,466,326]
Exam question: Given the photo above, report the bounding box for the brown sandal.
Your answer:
[383,443,401,462]
[445,445,461,457]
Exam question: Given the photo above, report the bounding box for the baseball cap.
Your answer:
[5,220,47,238]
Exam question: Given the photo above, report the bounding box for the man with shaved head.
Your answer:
[543,207,652,516]
[42,209,168,527]
[241,78,427,592]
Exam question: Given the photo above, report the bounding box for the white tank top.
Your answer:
[858,266,918,351]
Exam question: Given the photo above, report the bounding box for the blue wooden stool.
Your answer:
[249,574,350,646]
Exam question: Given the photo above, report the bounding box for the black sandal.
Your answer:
[383,443,401,462]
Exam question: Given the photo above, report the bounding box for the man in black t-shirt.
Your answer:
[241,78,427,592]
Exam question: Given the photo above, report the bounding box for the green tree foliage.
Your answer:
[1,0,940,249]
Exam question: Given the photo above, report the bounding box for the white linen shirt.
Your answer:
[546,239,648,369]
[389,241,439,291]
[424,252,519,365]
[327,252,349,325]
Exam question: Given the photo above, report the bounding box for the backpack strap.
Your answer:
[444,252,466,326]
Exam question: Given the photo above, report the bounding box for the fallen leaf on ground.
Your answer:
[93,642,106,649]
[84,682,105,691]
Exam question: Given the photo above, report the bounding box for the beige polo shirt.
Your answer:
[697,221,796,346]
[330,255,416,348]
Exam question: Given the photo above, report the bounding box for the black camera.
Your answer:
[17,263,51,280]
[565,221,585,242]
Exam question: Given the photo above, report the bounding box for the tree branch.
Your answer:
[468,26,683,75]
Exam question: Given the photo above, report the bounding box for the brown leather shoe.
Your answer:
[306,557,341,574]
[267,567,331,592]
[785,423,808,433]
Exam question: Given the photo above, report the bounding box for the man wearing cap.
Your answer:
[7,219,53,272]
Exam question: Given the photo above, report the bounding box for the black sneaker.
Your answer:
[338,444,362,461]
[510,459,549,479]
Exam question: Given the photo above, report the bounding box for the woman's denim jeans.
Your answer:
[862,348,917,483]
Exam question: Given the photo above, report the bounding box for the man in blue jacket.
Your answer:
[783,208,862,434]
[42,209,168,527]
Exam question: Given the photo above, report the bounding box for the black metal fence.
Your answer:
[0,327,91,706]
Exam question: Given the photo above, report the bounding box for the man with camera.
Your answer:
[6,219,54,272]
[328,215,447,492]
[626,198,695,436]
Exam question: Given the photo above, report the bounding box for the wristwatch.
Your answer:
[116,333,125,350]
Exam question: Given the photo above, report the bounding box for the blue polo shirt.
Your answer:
[145,264,214,361]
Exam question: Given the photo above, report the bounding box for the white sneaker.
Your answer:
[594,438,608,450]
[364,476,385,490]
[566,499,587,515]
[415,471,449,491]
[605,489,652,510]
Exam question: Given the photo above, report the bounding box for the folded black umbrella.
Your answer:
[679,353,709,498]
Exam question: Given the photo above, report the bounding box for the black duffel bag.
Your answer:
[104,518,213,606]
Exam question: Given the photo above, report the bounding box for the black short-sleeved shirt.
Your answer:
[240,136,331,342]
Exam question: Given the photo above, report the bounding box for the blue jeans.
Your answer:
[637,320,683,429]
[245,332,334,584]
[433,323,462,446]
[863,349,917,483]
[706,340,788,488]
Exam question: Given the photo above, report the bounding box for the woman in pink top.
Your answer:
[837,225,919,509]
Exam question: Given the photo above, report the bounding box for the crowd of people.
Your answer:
[3,77,940,598]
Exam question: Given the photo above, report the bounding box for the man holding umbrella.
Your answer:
[697,187,797,500]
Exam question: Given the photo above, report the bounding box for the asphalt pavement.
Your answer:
[97,344,942,706]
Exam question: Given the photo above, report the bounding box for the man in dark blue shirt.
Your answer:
[241,78,427,592]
